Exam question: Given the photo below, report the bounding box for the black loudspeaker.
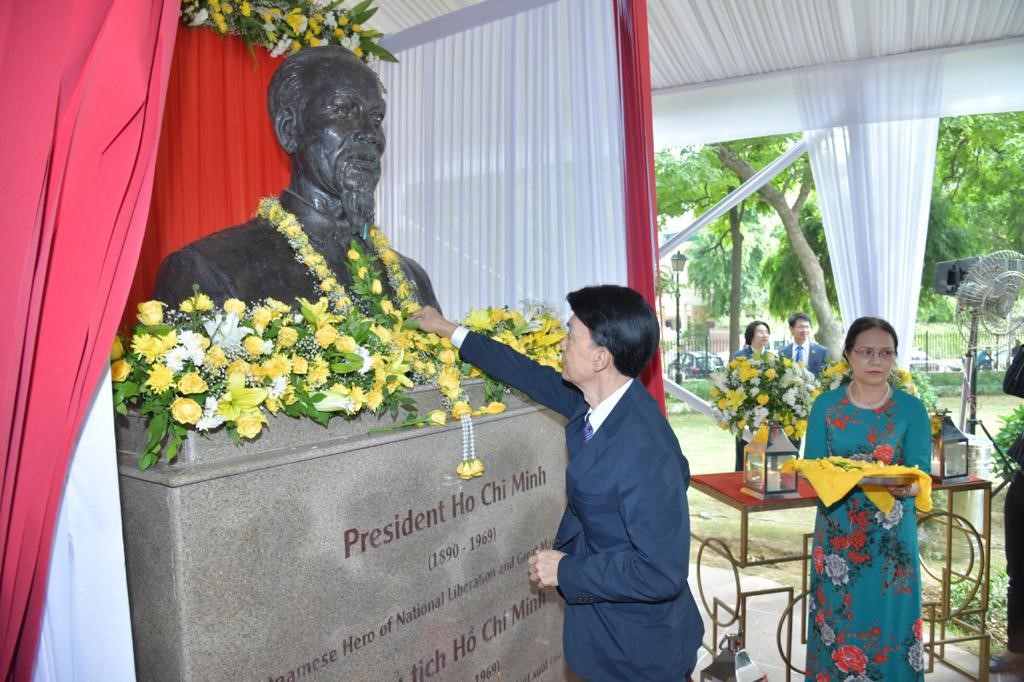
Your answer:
[934,257,979,296]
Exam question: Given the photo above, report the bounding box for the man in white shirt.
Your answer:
[411,285,702,681]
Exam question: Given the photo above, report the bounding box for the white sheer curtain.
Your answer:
[377,0,626,319]
[798,56,943,362]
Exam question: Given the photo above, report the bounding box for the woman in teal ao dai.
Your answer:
[803,318,932,681]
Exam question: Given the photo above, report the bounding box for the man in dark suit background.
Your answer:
[780,312,829,378]
[412,285,703,680]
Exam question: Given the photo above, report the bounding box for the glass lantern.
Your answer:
[741,422,799,499]
[930,411,969,482]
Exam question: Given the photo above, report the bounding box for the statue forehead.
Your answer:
[300,58,383,102]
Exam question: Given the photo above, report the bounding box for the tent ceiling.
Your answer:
[370,0,1024,92]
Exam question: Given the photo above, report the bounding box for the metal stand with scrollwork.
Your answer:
[689,472,994,682]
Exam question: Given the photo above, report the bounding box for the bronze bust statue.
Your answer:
[152,45,441,312]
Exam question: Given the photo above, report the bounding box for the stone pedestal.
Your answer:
[116,384,570,681]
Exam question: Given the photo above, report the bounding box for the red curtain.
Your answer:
[122,25,290,330]
[0,1,179,678]
[613,0,666,410]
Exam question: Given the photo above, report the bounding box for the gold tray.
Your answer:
[858,474,918,486]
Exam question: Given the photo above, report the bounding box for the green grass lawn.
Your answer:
[671,390,1022,652]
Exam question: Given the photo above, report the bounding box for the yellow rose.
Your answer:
[347,248,360,261]
[137,300,164,326]
[451,401,472,419]
[373,325,392,345]
[764,368,777,380]
[371,279,383,295]
[468,457,485,477]
[243,335,266,356]
[205,345,227,368]
[482,402,506,415]
[226,359,250,378]
[427,410,446,426]
[439,349,457,366]
[110,359,131,383]
[756,393,770,406]
[292,356,309,374]
[145,364,175,394]
[251,307,273,332]
[335,335,357,353]
[315,325,339,348]
[357,266,368,279]
[170,397,202,425]
[223,298,246,317]
[109,335,124,360]
[277,326,299,349]
[353,46,363,58]
[379,248,398,265]
[235,412,266,439]
[178,372,208,394]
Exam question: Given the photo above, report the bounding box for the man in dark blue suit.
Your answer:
[779,312,829,378]
[412,285,703,680]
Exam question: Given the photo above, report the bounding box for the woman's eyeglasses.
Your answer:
[850,347,896,361]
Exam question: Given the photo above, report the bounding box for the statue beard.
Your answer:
[340,185,375,230]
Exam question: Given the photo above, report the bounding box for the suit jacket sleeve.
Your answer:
[459,331,583,419]
[557,436,692,604]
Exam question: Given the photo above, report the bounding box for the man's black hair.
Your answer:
[787,312,811,328]
[566,285,659,378]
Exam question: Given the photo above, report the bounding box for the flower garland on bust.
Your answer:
[113,200,566,474]
[257,196,418,316]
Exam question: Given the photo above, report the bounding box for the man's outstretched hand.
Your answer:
[410,306,457,339]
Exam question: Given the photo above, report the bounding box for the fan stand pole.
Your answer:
[958,315,980,434]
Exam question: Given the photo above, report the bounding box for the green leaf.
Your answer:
[362,41,398,63]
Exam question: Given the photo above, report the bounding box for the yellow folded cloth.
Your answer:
[781,457,933,514]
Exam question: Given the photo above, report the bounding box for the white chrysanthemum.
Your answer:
[268,376,288,399]
[197,397,225,431]
[178,330,207,365]
[164,346,189,373]
[341,35,358,50]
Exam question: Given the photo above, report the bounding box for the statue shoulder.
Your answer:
[152,217,293,304]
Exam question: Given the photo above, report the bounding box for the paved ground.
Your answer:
[690,567,1021,680]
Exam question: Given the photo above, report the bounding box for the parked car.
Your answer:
[907,349,960,373]
[669,350,725,380]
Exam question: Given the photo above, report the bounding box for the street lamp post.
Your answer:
[671,252,687,383]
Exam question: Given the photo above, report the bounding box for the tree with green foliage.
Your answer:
[655,146,771,351]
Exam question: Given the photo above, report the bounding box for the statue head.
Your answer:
[268,46,385,229]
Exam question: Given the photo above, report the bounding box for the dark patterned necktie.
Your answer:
[583,413,594,444]
[796,345,804,362]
